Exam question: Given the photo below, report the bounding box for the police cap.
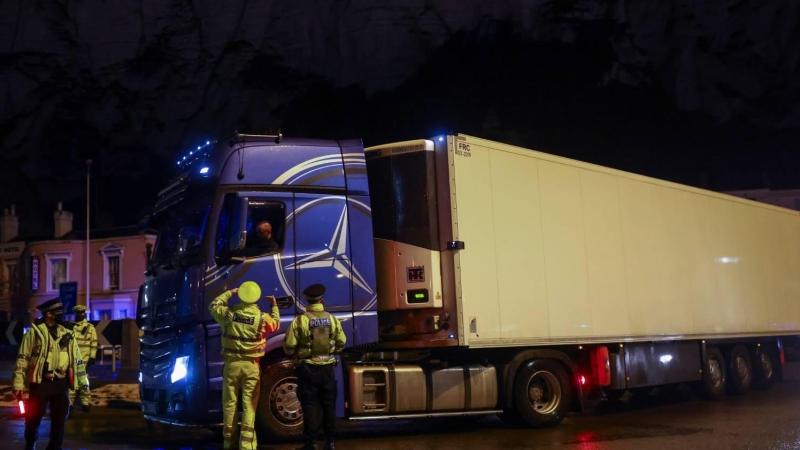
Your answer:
[37,298,64,313]
[73,305,87,313]
[302,284,325,302]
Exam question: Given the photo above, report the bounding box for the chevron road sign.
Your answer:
[0,321,23,345]
[91,320,123,347]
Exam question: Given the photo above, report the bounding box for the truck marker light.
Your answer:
[200,167,209,174]
[659,355,673,363]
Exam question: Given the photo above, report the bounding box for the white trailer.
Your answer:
[346,133,800,428]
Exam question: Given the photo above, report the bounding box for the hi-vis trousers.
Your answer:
[222,357,261,450]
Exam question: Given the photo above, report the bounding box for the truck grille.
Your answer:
[140,295,177,332]
[140,330,177,381]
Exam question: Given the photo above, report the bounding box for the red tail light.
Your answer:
[580,375,586,385]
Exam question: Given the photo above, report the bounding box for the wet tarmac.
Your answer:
[2,380,800,450]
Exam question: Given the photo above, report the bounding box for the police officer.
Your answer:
[13,298,90,450]
[69,305,97,411]
[283,284,346,450]
[209,282,280,450]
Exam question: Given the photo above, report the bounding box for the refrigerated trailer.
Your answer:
[138,133,800,441]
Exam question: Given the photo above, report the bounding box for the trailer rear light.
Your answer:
[580,375,586,385]
[780,346,786,364]
[590,347,611,386]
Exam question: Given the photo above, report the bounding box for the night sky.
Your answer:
[1,1,798,237]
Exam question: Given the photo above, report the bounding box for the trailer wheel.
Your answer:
[513,359,572,428]
[693,347,726,400]
[727,346,752,395]
[752,348,775,390]
[255,360,303,442]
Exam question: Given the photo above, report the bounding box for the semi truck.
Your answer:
[137,132,800,441]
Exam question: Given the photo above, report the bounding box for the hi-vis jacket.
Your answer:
[72,318,98,362]
[13,319,90,392]
[283,303,346,365]
[209,290,280,359]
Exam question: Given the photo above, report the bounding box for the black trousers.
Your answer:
[297,363,337,441]
[25,378,71,450]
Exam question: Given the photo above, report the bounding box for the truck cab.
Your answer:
[137,134,379,432]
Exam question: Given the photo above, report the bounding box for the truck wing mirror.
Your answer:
[229,196,249,252]
[231,231,247,252]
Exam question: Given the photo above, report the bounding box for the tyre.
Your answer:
[751,347,775,390]
[727,346,752,395]
[255,360,304,442]
[512,359,572,428]
[692,347,726,400]
[498,408,526,427]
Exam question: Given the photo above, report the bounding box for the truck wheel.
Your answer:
[255,360,303,442]
[513,359,572,428]
[727,346,752,395]
[693,347,726,400]
[751,348,775,390]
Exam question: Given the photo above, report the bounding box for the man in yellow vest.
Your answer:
[13,297,90,450]
[209,281,280,450]
[283,284,346,450]
[70,305,97,411]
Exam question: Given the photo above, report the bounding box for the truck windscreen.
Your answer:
[366,151,440,250]
[151,191,213,269]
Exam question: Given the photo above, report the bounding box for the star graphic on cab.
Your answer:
[284,204,374,295]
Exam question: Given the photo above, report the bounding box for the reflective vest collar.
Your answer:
[307,303,324,312]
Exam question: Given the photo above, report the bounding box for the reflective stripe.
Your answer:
[222,346,265,355]
[222,334,262,343]
[310,355,334,363]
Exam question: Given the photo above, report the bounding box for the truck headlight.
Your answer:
[171,356,189,383]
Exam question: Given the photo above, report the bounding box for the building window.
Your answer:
[44,252,72,293]
[7,263,18,294]
[97,309,112,321]
[51,258,67,291]
[2,261,18,296]
[108,256,120,290]
[99,243,124,291]
[119,309,127,319]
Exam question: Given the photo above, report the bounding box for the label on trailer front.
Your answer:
[407,266,425,283]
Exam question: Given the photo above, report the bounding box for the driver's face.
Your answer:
[257,223,272,240]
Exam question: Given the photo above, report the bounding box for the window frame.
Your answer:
[1,260,18,296]
[44,252,72,293]
[99,243,124,291]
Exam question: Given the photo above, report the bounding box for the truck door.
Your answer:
[291,194,358,319]
[205,192,297,399]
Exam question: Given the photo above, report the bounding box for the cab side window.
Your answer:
[216,194,286,259]
[242,200,286,257]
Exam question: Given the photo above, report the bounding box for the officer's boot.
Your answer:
[324,438,335,450]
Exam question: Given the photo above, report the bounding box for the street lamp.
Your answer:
[86,159,92,314]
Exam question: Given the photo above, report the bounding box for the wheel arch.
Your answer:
[501,349,582,411]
